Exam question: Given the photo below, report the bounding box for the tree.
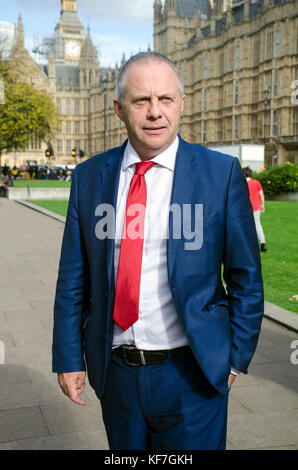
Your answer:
[0,25,59,166]
[0,81,58,165]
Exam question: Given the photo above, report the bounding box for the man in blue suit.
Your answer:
[52,52,263,450]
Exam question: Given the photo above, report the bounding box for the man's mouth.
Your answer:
[143,126,166,133]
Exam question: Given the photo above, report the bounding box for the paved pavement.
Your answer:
[0,198,297,450]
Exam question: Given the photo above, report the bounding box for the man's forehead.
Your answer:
[127,60,176,76]
[123,61,180,90]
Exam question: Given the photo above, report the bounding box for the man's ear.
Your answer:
[180,94,186,113]
[114,98,123,120]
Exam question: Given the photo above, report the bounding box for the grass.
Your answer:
[260,201,298,313]
[14,179,71,188]
[29,200,69,217]
[28,200,298,313]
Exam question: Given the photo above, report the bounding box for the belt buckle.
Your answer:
[139,350,146,365]
[122,346,146,366]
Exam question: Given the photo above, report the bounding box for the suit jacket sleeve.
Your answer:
[52,166,88,373]
[223,157,264,373]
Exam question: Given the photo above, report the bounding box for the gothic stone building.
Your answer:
[3,0,127,167]
[154,0,298,165]
[3,0,298,167]
[48,0,127,165]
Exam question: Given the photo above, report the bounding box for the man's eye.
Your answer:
[161,97,172,103]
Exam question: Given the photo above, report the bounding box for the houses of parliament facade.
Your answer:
[3,0,298,167]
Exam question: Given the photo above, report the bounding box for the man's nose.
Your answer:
[147,100,162,119]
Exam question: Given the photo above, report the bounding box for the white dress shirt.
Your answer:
[112,137,189,351]
[112,137,239,376]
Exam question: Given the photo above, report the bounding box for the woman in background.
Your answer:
[243,167,267,252]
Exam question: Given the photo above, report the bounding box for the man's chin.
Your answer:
[129,133,176,158]
[141,132,174,150]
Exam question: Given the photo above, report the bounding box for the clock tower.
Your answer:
[54,0,84,64]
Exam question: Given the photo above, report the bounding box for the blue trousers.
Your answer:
[100,347,229,450]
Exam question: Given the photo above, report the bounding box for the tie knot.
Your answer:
[134,161,155,176]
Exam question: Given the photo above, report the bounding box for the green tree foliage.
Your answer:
[0,81,57,151]
[253,163,298,198]
[0,81,58,157]
[0,37,59,163]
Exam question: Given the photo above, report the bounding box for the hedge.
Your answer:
[252,162,298,198]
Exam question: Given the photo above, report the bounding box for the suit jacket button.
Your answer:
[103,332,106,338]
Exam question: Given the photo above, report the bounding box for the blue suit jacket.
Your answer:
[52,137,264,396]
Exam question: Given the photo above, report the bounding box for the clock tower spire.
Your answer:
[55,0,84,64]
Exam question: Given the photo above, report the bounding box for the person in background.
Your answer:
[2,163,9,177]
[11,166,18,179]
[1,171,14,197]
[243,166,267,252]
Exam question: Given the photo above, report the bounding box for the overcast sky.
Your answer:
[0,0,155,66]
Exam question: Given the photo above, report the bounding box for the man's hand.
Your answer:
[228,373,237,390]
[58,371,87,406]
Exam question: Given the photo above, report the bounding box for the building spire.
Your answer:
[154,0,163,23]
[80,30,98,59]
[11,15,25,52]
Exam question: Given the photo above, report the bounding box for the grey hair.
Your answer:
[116,51,184,102]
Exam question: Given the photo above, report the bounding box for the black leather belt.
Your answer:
[114,345,190,366]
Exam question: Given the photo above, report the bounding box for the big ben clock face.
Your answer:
[65,40,81,59]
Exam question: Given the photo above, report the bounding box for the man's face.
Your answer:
[114,61,185,160]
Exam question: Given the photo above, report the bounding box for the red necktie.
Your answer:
[113,161,155,331]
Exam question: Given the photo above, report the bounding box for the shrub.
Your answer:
[252,162,298,198]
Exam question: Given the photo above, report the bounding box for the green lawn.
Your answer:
[29,200,69,217]
[29,199,298,313]
[15,179,71,188]
[260,201,298,313]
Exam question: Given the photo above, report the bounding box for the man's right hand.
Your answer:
[57,371,87,406]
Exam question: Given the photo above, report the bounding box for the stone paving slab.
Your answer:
[0,407,50,443]
[0,430,106,450]
[0,364,32,386]
[0,198,297,450]
[227,409,298,450]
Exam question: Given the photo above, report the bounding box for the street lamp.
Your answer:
[71,148,77,165]
[72,147,85,164]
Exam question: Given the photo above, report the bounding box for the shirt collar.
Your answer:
[122,136,179,172]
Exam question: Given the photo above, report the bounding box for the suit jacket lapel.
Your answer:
[100,137,198,291]
[101,142,126,293]
[167,137,197,281]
